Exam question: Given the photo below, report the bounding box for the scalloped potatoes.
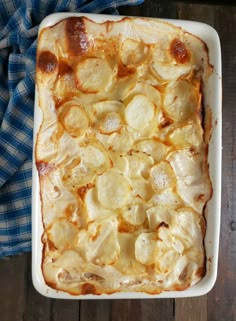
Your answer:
[36,16,212,295]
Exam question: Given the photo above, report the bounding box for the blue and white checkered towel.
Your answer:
[0,0,144,258]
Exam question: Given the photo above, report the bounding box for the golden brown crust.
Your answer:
[38,51,58,73]
[65,17,89,56]
[170,38,190,64]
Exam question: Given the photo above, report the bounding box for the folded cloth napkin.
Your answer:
[0,0,144,258]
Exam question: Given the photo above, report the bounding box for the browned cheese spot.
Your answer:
[195,266,206,278]
[170,38,190,64]
[117,63,136,78]
[58,60,73,77]
[179,265,189,282]
[81,283,97,295]
[65,17,89,55]
[64,203,76,218]
[118,220,135,233]
[156,222,169,230]
[77,183,95,200]
[38,51,58,73]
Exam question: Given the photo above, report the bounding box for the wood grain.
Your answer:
[23,254,52,321]
[175,296,207,321]
[111,299,174,321]
[120,0,178,18]
[51,300,80,321]
[0,253,27,321]
[80,300,111,321]
[207,5,236,321]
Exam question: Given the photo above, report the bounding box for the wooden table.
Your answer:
[1,1,235,320]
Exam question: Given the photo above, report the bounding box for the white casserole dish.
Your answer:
[32,12,222,299]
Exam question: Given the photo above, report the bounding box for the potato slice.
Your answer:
[171,208,205,248]
[151,188,182,208]
[168,149,203,185]
[135,232,159,265]
[163,80,198,122]
[134,139,171,163]
[84,187,115,222]
[48,219,78,250]
[60,105,89,137]
[123,82,161,107]
[93,100,124,118]
[176,178,211,213]
[150,40,192,81]
[116,233,146,274]
[75,58,113,93]
[80,144,109,172]
[120,39,149,65]
[112,67,138,101]
[100,112,122,134]
[96,169,131,209]
[150,161,176,191]
[130,178,153,201]
[151,61,192,81]
[96,129,133,153]
[146,206,171,230]
[108,151,129,174]
[168,123,203,148]
[125,95,155,130]
[62,161,96,189]
[125,151,154,179]
[122,201,146,226]
[78,219,120,266]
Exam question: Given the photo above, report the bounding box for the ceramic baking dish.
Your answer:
[32,12,222,299]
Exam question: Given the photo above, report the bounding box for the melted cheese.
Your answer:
[36,16,212,295]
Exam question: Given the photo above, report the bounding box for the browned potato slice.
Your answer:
[60,105,89,137]
[75,58,113,93]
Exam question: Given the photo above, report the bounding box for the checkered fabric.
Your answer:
[0,0,144,258]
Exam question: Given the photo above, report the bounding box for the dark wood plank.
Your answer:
[23,254,52,321]
[175,296,207,321]
[52,299,80,321]
[120,0,178,18]
[207,5,236,321]
[80,300,111,321]
[0,253,28,321]
[177,2,216,23]
[111,299,174,321]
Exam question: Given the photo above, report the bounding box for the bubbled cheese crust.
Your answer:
[36,16,212,296]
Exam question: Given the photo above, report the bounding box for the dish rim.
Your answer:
[32,12,222,299]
